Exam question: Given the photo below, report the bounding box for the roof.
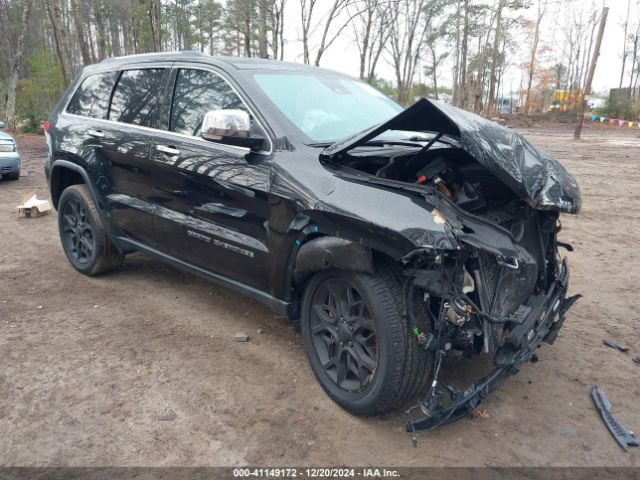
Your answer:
[97,51,345,76]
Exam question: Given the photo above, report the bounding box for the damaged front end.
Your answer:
[400,208,581,433]
[320,98,582,433]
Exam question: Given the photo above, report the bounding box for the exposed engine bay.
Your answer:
[341,135,532,214]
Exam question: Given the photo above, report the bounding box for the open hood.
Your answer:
[322,98,581,214]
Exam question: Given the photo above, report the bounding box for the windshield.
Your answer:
[251,73,404,144]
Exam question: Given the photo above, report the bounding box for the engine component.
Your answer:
[444,297,472,326]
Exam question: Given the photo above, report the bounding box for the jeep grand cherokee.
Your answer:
[45,52,581,432]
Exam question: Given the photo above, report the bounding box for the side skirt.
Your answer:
[115,236,294,318]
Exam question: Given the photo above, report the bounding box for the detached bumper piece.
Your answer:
[592,386,640,451]
[406,259,580,434]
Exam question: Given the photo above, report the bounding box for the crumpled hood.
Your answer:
[322,98,581,214]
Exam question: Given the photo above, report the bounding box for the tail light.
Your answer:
[43,120,51,134]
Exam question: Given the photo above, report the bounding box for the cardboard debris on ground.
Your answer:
[472,407,491,419]
[16,192,51,218]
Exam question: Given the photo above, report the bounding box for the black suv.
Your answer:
[45,52,581,431]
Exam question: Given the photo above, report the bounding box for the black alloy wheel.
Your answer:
[309,277,378,393]
[61,197,95,265]
[57,184,124,275]
[301,268,433,416]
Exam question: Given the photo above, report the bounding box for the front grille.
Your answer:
[478,250,539,316]
[477,208,546,317]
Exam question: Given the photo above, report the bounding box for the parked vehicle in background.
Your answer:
[44,52,581,432]
[0,121,21,180]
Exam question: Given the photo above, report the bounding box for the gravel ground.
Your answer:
[0,126,638,467]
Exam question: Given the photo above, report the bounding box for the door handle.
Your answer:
[156,186,189,197]
[87,129,105,138]
[156,145,181,156]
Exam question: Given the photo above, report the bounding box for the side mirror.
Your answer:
[200,110,264,150]
[0,121,5,129]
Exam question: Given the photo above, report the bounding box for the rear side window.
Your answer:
[109,69,166,127]
[169,69,246,136]
[66,72,118,119]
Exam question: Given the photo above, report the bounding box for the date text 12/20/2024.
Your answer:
[233,468,401,478]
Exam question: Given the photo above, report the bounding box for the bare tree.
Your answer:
[149,0,163,52]
[299,0,317,64]
[5,0,33,129]
[524,0,546,114]
[71,0,91,65]
[485,0,507,115]
[45,0,71,84]
[619,0,632,89]
[387,0,429,105]
[299,0,357,66]
[313,0,354,66]
[350,0,395,81]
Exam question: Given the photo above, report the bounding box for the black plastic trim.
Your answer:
[116,236,294,317]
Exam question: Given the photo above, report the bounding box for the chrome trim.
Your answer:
[87,129,105,138]
[60,61,273,156]
[156,144,181,156]
[61,112,252,154]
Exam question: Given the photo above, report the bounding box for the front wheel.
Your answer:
[301,268,432,415]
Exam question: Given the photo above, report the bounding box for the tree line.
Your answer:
[0,0,631,131]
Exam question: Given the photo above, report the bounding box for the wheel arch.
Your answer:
[286,234,404,320]
[50,159,118,247]
[292,236,375,285]
[50,160,92,209]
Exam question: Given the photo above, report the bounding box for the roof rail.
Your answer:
[99,50,209,64]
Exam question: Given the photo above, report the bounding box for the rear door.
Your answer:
[149,66,273,290]
[100,66,171,246]
[59,70,119,215]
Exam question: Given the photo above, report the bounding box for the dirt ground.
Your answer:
[1,125,639,467]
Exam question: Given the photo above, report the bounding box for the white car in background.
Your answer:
[0,121,20,180]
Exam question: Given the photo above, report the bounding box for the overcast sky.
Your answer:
[276,0,634,96]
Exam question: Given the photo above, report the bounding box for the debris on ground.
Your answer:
[16,192,51,218]
[603,340,630,353]
[472,408,491,419]
[234,332,249,342]
[156,410,177,421]
[257,328,265,334]
[15,379,28,389]
[591,386,640,451]
[633,356,640,366]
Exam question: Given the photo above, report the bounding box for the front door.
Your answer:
[150,67,272,291]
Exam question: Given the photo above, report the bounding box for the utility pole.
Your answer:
[574,7,609,140]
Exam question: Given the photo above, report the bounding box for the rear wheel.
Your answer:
[58,184,124,275]
[301,268,432,415]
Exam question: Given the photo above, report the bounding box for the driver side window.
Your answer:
[169,69,247,137]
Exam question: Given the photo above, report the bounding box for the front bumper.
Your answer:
[406,257,580,433]
[0,154,20,176]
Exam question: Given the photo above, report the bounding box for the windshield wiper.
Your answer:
[360,140,423,148]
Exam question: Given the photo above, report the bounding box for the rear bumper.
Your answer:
[407,257,580,433]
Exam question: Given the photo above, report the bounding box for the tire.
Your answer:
[58,184,124,276]
[301,267,433,415]
[4,171,19,180]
